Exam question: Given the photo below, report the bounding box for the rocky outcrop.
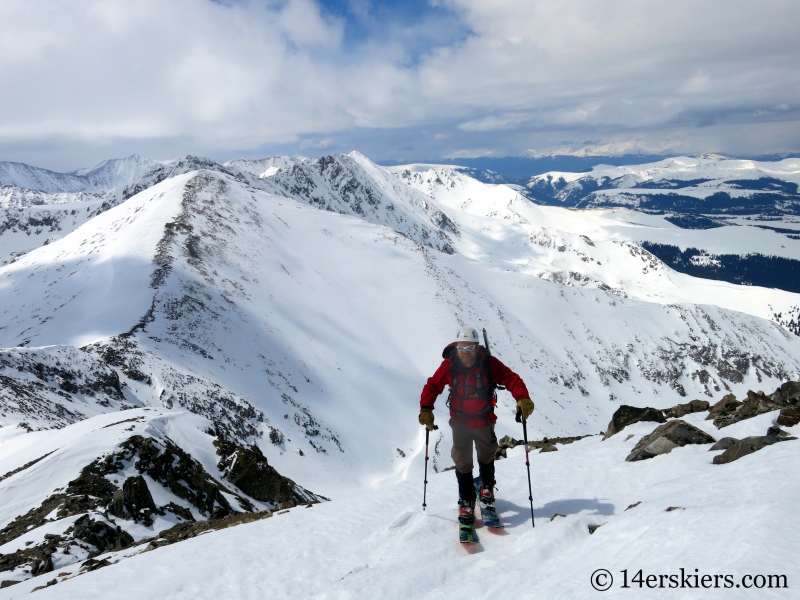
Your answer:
[777,405,800,427]
[713,382,800,428]
[663,399,710,419]
[108,476,160,526]
[0,430,322,589]
[626,420,716,462]
[495,434,592,459]
[603,405,666,440]
[712,433,797,464]
[706,393,741,422]
[214,436,316,506]
[709,437,738,451]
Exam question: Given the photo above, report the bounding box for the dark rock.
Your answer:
[664,399,710,419]
[164,502,195,522]
[495,433,592,459]
[626,420,716,462]
[766,426,791,438]
[145,508,274,550]
[69,515,134,556]
[714,382,800,429]
[603,406,666,440]
[709,437,738,451]
[1,580,20,588]
[665,506,684,512]
[777,381,800,403]
[80,558,112,572]
[214,438,298,505]
[625,501,641,511]
[713,435,797,464]
[108,475,160,526]
[539,445,558,453]
[706,393,741,421]
[777,405,800,427]
[550,513,566,521]
[588,524,602,534]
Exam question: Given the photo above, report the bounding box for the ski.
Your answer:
[474,477,504,529]
[459,523,478,544]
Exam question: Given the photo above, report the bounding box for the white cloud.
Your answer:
[443,148,497,159]
[1,0,799,166]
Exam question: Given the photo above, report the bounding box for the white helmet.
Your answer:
[454,326,480,344]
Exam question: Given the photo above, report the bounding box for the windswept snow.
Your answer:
[2,410,796,600]
[1,152,800,597]
[1,165,799,497]
[390,163,800,320]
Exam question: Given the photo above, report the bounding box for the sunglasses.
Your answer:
[456,344,478,352]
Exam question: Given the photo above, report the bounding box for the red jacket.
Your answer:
[420,344,530,428]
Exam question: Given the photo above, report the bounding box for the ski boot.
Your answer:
[458,498,475,524]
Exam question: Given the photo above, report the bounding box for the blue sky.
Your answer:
[1,0,799,171]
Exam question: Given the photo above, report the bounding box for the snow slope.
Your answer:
[0,408,320,587]
[0,156,158,194]
[390,163,800,322]
[2,409,796,599]
[525,156,800,215]
[1,166,800,499]
[70,155,160,191]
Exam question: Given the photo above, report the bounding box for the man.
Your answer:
[419,326,534,526]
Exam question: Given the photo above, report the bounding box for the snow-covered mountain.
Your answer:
[69,155,161,191]
[1,150,800,594]
[524,156,800,215]
[0,156,159,194]
[1,161,799,463]
[0,155,161,265]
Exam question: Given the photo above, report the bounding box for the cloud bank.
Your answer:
[1,0,798,168]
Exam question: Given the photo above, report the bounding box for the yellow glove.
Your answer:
[516,398,535,420]
[418,408,435,431]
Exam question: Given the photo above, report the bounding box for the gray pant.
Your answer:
[450,418,499,474]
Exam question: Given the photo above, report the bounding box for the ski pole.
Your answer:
[422,424,438,511]
[516,408,535,527]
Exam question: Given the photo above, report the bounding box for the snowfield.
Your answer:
[0,410,796,599]
[0,151,799,596]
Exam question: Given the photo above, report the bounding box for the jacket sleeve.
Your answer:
[489,356,530,400]
[420,359,452,409]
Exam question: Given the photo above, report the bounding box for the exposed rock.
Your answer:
[713,435,797,464]
[588,524,602,534]
[706,393,741,421]
[766,426,791,438]
[709,437,739,451]
[777,405,800,427]
[664,399,710,419]
[69,515,134,555]
[626,420,716,462]
[603,405,666,440]
[214,436,311,506]
[495,433,592,459]
[539,445,558,453]
[550,513,566,521]
[141,508,274,551]
[714,382,800,428]
[775,380,800,404]
[625,501,641,511]
[665,506,684,512]
[108,476,160,526]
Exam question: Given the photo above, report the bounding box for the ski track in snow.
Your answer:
[1,413,797,599]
